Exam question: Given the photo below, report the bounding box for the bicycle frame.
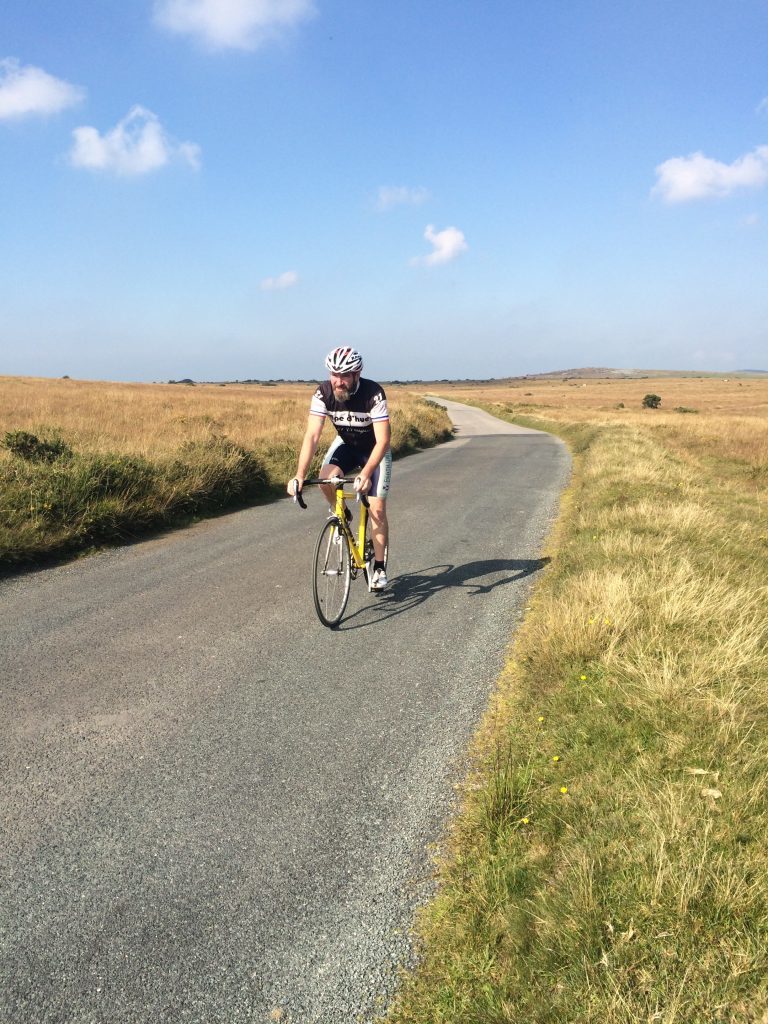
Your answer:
[294,476,371,569]
[330,483,368,569]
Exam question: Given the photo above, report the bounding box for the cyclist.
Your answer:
[288,347,391,591]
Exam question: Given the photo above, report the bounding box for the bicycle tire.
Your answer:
[312,518,352,628]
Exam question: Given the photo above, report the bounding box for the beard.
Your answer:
[332,383,352,401]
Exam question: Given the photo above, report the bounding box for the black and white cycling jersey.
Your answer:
[310,378,389,453]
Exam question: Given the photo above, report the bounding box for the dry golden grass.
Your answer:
[439,374,768,417]
[388,375,768,1024]
[0,375,447,467]
[0,377,314,456]
[0,375,451,563]
[440,376,768,473]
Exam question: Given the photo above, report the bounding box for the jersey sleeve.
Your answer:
[310,386,328,419]
[369,387,389,422]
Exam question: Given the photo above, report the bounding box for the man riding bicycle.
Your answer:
[288,347,391,591]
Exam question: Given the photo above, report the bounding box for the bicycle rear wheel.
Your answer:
[312,518,351,628]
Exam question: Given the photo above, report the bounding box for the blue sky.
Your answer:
[1,0,767,382]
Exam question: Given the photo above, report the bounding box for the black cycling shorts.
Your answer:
[322,437,392,497]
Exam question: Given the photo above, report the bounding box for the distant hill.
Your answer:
[523,367,635,379]
[201,367,767,387]
[517,368,767,380]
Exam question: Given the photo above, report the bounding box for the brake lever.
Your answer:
[291,480,307,509]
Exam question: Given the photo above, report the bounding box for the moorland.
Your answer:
[3,368,766,1020]
[0,376,451,565]
[387,374,768,1024]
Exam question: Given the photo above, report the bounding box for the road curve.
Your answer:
[424,395,542,436]
[0,400,569,1023]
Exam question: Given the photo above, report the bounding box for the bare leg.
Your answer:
[367,497,388,562]
[319,465,343,507]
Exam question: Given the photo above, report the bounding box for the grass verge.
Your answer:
[386,401,767,1024]
[0,380,452,566]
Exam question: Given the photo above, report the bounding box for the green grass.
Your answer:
[385,409,768,1024]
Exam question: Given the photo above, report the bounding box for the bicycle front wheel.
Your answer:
[312,518,351,628]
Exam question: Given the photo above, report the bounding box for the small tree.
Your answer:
[642,393,661,409]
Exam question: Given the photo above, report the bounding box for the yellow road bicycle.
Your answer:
[293,477,386,628]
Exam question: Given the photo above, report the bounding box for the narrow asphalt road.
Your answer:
[1,400,569,1023]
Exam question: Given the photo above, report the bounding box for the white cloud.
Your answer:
[412,224,468,266]
[757,97,768,115]
[69,106,201,176]
[653,145,768,203]
[260,270,299,290]
[154,0,316,50]
[0,58,84,120]
[376,185,430,211]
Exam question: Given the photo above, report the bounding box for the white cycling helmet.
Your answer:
[325,346,363,373]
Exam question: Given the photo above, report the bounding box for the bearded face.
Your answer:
[330,371,359,401]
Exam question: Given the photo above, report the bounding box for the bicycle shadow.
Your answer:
[340,556,550,630]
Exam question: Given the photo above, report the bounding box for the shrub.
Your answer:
[2,430,72,463]
[642,393,662,409]
[674,406,699,414]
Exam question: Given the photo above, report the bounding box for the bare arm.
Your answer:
[288,414,325,495]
